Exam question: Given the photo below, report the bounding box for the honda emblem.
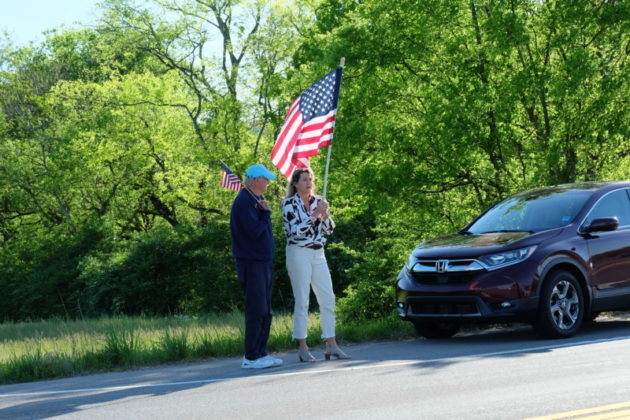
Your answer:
[436,260,448,273]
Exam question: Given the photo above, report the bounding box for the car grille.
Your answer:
[409,300,480,315]
[411,272,477,285]
[412,259,483,273]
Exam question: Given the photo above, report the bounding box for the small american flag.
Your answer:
[220,163,243,192]
[271,67,342,178]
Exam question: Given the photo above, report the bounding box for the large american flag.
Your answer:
[220,162,243,192]
[271,67,342,178]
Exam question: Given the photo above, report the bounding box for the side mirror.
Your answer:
[582,217,619,233]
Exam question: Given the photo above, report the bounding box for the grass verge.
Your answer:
[0,311,414,385]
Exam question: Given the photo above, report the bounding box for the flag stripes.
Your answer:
[219,163,243,192]
[271,68,341,178]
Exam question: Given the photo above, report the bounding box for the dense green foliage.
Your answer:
[0,0,628,323]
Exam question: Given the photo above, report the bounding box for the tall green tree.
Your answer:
[0,0,308,320]
[0,0,627,322]
[287,0,629,319]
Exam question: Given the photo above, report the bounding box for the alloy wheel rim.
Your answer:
[549,279,580,330]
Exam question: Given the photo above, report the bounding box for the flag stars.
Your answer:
[300,72,337,122]
[272,68,340,178]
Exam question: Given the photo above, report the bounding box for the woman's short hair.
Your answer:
[286,167,315,198]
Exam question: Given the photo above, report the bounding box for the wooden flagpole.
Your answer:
[322,57,345,200]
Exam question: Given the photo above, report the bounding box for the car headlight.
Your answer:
[478,246,537,271]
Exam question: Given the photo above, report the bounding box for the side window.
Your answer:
[583,189,630,228]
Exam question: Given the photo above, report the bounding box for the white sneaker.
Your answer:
[261,355,283,366]
[241,356,275,369]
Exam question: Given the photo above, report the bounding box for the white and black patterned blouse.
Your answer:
[281,194,334,249]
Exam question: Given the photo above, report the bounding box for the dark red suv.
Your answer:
[396,181,630,339]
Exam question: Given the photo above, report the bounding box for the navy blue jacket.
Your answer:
[230,189,275,261]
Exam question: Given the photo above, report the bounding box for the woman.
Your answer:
[282,167,350,362]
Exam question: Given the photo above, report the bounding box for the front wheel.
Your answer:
[535,270,584,339]
[413,320,460,339]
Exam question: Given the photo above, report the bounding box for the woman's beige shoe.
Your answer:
[298,348,317,363]
[324,344,351,360]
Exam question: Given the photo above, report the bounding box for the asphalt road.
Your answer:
[2,318,630,419]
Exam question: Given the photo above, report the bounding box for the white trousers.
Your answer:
[286,245,336,339]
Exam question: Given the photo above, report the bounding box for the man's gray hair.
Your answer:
[244,176,255,187]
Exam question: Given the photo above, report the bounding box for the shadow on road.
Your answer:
[0,382,206,419]
[335,316,630,371]
[2,317,630,419]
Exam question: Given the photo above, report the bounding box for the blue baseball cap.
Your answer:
[245,164,276,180]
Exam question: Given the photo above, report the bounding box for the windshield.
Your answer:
[467,188,594,234]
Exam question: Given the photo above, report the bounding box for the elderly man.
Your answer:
[230,164,283,369]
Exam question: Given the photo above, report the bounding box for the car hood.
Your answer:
[412,230,559,259]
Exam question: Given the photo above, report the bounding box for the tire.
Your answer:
[535,269,584,339]
[413,320,460,339]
